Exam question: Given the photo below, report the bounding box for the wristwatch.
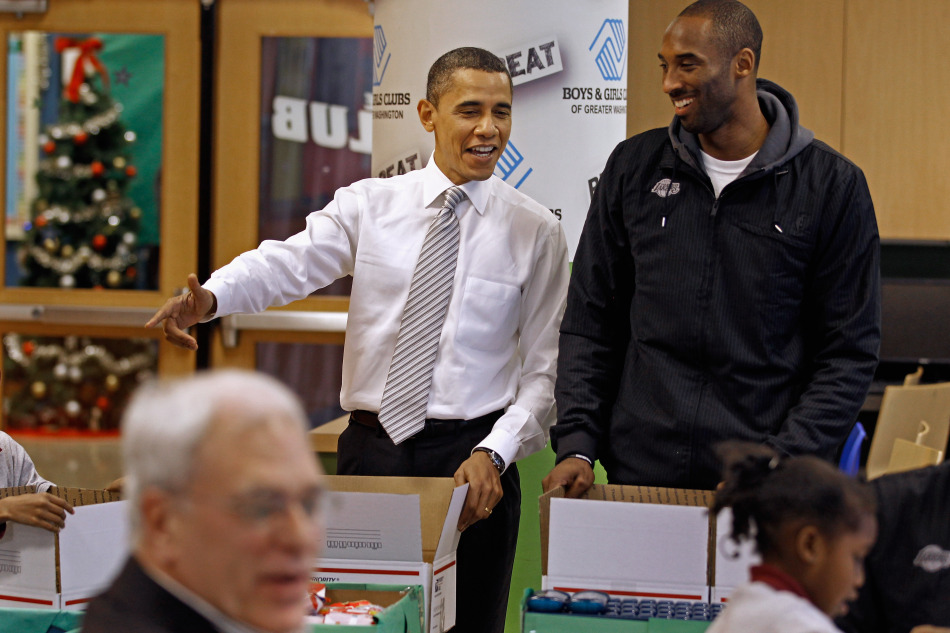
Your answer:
[472,447,505,473]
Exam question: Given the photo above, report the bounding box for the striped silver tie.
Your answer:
[378,186,466,444]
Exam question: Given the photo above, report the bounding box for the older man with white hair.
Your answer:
[83,370,325,633]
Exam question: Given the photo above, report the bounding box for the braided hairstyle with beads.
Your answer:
[712,441,876,557]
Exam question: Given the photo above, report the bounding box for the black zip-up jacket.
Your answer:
[837,462,950,633]
[551,79,881,489]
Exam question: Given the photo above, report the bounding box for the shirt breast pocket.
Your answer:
[456,277,521,353]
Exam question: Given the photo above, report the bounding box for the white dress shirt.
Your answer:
[204,157,569,468]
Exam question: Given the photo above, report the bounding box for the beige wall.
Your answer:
[627,0,948,240]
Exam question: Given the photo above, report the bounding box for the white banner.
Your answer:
[371,0,629,259]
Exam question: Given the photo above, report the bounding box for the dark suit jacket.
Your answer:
[82,557,220,633]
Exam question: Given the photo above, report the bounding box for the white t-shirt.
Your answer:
[707,582,841,633]
[0,432,53,491]
[701,150,757,197]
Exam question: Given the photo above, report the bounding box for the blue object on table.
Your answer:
[526,589,570,613]
[839,421,867,476]
[568,590,610,614]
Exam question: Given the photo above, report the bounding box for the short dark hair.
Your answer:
[426,47,511,105]
[678,0,763,70]
[712,442,876,557]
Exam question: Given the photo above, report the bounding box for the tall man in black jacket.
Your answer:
[544,0,880,494]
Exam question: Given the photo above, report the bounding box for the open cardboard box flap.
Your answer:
[326,476,466,564]
[0,485,126,604]
[0,485,121,506]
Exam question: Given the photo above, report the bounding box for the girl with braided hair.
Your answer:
[707,441,878,633]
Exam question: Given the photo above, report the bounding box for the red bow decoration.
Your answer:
[54,37,110,103]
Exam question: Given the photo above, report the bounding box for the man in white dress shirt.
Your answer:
[147,47,569,633]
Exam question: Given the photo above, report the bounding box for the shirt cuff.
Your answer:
[475,428,520,475]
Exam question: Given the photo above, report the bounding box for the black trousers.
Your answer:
[337,413,520,633]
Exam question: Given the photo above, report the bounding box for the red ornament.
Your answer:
[74,132,88,145]
[43,140,56,154]
[92,234,107,251]
[22,340,35,356]
[95,396,111,410]
[91,161,105,177]
[125,266,137,279]
[35,216,48,228]
[124,165,137,177]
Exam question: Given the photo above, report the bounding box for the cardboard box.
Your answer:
[540,485,762,603]
[0,486,128,610]
[310,583,425,633]
[540,485,717,601]
[314,476,467,633]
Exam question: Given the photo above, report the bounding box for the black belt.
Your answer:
[349,409,503,439]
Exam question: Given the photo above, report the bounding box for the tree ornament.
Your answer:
[104,373,120,392]
[125,266,137,280]
[54,363,68,379]
[112,156,126,169]
[65,400,82,417]
[92,234,107,251]
[61,244,74,258]
[74,131,88,145]
[91,188,107,202]
[106,270,122,287]
[95,395,110,410]
[31,381,47,399]
[22,340,35,356]
[124,130,136,142]
[124,165,137,177]
[60,274,76,288]
[56,155,72,169]
[43,140,56,154]
[44,237,59,253]
[91,161,105,177]
[129,207,142,220]
[35,215,48,228]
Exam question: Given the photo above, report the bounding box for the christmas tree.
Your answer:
[18,36,142,289]
[2,333,157,433]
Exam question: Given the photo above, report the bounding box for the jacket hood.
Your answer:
[668,78,815,177]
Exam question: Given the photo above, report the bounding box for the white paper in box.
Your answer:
[540,485,716,602]
[547,496,709,598]
[316,476,467,633]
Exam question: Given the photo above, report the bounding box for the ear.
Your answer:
[735,47,755,78]
[138,487,179,563]
[417,99,436,133]
[794,524,827,565]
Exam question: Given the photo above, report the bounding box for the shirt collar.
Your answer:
[750,563,811,602]
[422,153,490,214]
[141,560,303,633]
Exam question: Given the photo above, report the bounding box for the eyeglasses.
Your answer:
[185,486,326,529]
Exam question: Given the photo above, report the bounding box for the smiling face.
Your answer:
[658,15,740,136]
[801,512,878,618]
[418,68,512,185]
